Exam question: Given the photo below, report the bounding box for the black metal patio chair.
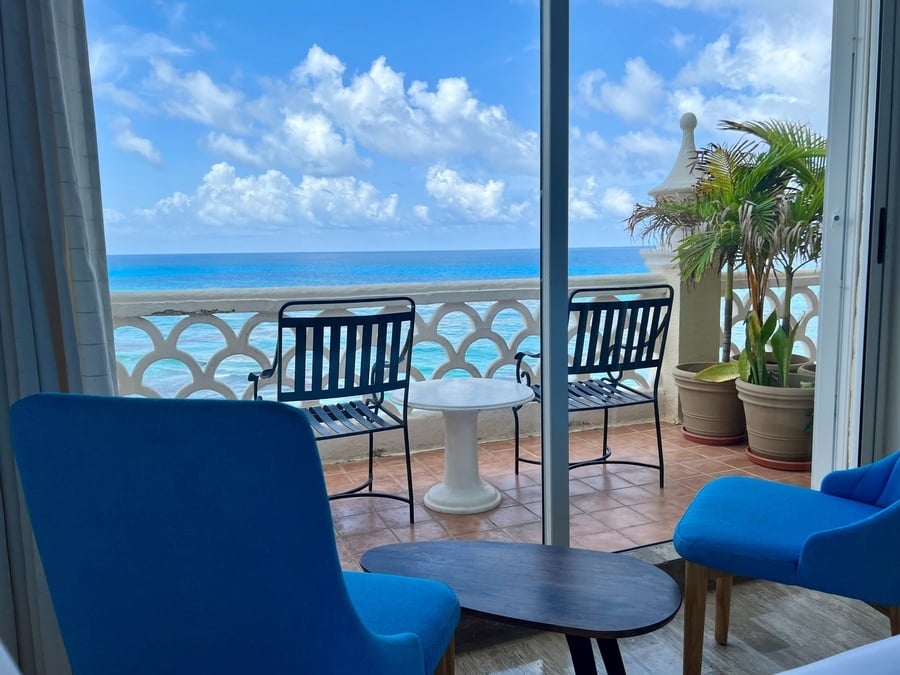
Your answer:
[249,296,417,522]
[512,284,674,487]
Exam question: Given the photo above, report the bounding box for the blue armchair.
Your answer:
[10,394,460,675]
[674,452,900,674]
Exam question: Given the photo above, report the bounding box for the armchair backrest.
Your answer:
[271,296,415,404]
[568,285,673,386]
[822,450,900,508]
[10,394,422,674]
[876,454,900,507]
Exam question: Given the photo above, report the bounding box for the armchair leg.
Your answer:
[869,604,900,635]
[683,560,708,675]
[715,575,733,645]
[433,636,455,675]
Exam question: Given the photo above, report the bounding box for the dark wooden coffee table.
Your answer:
[360,540,682,675]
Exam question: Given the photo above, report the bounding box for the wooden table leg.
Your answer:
[595,638,626,675]
[565,635,599,675]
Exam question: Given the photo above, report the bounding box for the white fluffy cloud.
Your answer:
[669,2,832,133]
[258,111,367,175]
[138,162,398,229]
[290,45,539,173]
[203,133,263,166]
[600,186,635,215]
[578,58,665,123]
[425,165,505,220]
[569,178,635,222]
[149,59,247,133]
[112,116,162,164]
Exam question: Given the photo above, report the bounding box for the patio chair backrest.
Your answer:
[567,285,673,385]
[272,296,415,403]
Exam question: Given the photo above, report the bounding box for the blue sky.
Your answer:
[85,0,833,255]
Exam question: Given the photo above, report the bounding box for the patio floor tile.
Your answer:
[330,421,810,570]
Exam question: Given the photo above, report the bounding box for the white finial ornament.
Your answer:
[649,112,700,201]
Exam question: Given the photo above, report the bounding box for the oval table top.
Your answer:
[393,378,534,413]
[360,540,682,638]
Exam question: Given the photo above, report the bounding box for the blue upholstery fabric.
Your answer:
[674,452,900,606]
[820,451,900,507]
[344,571,460,673]
[11,393,459,675]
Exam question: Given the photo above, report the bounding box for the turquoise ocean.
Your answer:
[107,247,648,292]
[109,247,649,396]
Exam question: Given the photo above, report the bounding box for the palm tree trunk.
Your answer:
[721,261,734,362]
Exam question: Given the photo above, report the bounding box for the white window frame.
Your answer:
[813,0,880,484]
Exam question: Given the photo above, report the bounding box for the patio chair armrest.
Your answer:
[799,499,900,605]
[514,351,541,386]
[821,451,900,505]
[247,366,276,400]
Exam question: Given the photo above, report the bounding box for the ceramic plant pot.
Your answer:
[672,362,746,445]
[797,363,816,379]
[765,352,813,375]
[735,374,815,470]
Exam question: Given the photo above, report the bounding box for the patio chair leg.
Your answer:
[367,433,375,491]
[653,399,665,488]
[683,560,708,675]
[513,406,521,475]
[403,426,415,524]
[602,408,610,457]
[715,574,733,645]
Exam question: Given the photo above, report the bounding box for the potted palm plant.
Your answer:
[627,119,824,451]
[723,120,824,468]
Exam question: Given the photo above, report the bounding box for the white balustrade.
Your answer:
[112,273,666,399]
[111,270,820,459]
[727,269,820,361]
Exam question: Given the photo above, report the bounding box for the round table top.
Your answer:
[360,540,682,638]
[394,378,534,413]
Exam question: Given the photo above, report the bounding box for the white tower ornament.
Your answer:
[649,112,700,202]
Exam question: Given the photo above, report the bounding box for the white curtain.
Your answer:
[0,0,117,672]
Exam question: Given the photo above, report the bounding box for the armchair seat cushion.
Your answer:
[674,476,879,586]
[344,571,460,674]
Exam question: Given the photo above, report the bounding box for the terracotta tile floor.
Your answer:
[326,421,811,570]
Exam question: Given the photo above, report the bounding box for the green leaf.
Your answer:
[694,362,740,382]
[770,328,791,387]
[746,310,762,343]
[738,350,751,382]
[761,310,779,343]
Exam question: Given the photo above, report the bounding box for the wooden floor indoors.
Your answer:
[455,544,892,674]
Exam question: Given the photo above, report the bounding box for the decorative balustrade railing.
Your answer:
[727,268,820,362]
[112,273,657,399]
[111,268,820,401]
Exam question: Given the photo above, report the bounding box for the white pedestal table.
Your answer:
[394,379,534,514]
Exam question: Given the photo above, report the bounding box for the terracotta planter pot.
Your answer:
[673,362,746,445]
[735,375,815,470]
